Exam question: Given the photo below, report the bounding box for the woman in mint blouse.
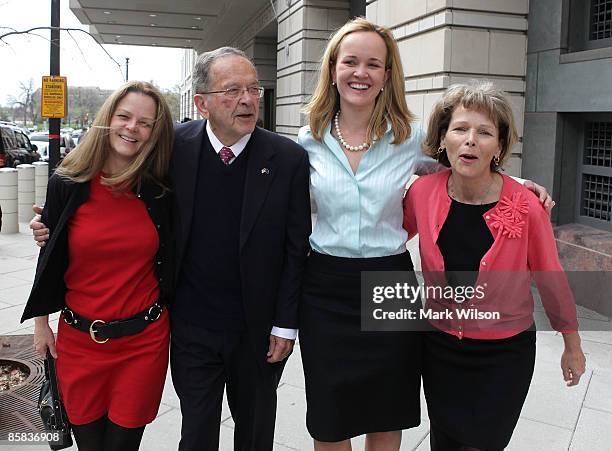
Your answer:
[296,17,432,450]
[297,18,552,451]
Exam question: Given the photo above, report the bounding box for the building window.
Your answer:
[578,121,612,230]
[567,0,612,51]
[590,0,612,41]
[581,174,611,221]
[584,122,612,167]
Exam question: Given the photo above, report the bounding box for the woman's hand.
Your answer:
[561,332,586,387]
[34,316,57,358]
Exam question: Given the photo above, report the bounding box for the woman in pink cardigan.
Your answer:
[403,82,586,451]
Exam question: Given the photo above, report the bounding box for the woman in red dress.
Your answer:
[22,80,175,451]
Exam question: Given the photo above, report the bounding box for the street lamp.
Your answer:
[125,57,130,81]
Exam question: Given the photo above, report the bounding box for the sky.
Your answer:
[0,0,184,105]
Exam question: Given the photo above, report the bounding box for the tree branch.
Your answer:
[0,26,122,76]
[66,29,92,72]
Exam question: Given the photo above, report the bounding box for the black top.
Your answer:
[174,134,249,330]
[436,198,496,286]
[22,174,175,322]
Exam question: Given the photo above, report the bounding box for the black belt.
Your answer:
[62,302,163,344]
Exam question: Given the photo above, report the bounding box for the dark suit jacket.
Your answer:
[171,120,311,365]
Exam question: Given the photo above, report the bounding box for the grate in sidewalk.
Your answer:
[0,335,45,439]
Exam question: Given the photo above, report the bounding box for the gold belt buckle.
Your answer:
[89,320,109,344]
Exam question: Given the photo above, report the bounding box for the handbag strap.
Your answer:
[44,350,70,430]
[45,350,60,400]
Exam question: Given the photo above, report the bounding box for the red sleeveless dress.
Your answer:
[55,174,169,427]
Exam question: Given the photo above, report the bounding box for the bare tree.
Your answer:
[8,78,36,125]
[71,86,111,127]
[31,88,41,126]
[163,85,180,122]
[0,105,11,121]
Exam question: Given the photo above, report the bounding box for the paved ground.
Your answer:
[1,225,611,450]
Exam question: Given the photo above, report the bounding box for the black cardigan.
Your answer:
[21,173,175,322]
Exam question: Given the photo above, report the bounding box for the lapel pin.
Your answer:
[261,168,270,175]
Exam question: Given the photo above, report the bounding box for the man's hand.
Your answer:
[30,205,49,247]
[266,335,294,363]
[523,180,555,213]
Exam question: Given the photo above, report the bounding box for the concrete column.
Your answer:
[244,37,278,127]
[17,164,35,223]
[0,168,18,233]
[275,0,350,139]
[33,162,48,208]
[367,0,529,176]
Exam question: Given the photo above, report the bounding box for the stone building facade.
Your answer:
[70,0,612,313]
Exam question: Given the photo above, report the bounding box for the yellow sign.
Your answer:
[41,76,67,118]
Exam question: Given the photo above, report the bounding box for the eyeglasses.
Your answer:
[199,86,264,99]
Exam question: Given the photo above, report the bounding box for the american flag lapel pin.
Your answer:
[261,168,270,175]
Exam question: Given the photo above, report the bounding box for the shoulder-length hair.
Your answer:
[55,80,174,192]
[423,81,518,171]
[303,17,416,145]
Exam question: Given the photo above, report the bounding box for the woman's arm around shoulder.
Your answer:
[402,174,430,240]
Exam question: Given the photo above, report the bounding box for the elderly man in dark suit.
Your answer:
[30,47,311,451]
[169,47,311,450]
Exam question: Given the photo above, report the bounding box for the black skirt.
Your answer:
[423,329,536,450]
[299,252,422,442]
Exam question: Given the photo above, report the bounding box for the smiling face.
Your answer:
[195,55,259,146]
[107,92,157,171]
[331,31,389,113]
[442,105,502,179]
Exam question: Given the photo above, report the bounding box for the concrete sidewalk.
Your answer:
[1,225,611,450]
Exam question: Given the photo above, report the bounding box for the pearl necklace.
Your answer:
[334,111,372,152]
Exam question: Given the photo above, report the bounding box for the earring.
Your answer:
[332,81,336,86]
[381,87,384,92]
[493,154,500,166]
[436,146,445,155]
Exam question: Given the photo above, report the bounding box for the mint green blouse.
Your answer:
[298,123,433,258]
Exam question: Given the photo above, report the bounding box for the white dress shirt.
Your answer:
[206,120,250,162]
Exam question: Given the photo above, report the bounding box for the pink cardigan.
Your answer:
[403,170,578,339]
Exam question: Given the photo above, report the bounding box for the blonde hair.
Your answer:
[423,81,518,171]
[303,17,416,145]
[55,80,174,192]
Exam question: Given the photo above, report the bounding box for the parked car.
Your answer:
[0,124,34,167]
[62,133,76,155]
[29,132,72,159]
[11,127,40,164]
[28,135,49,162]
[71,129,86,144]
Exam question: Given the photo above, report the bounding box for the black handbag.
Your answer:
[38,350,73,450]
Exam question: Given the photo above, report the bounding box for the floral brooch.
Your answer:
[489,192,529,239]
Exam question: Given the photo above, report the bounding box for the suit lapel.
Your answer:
[240,128,276,250]
[173,120,206,262]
